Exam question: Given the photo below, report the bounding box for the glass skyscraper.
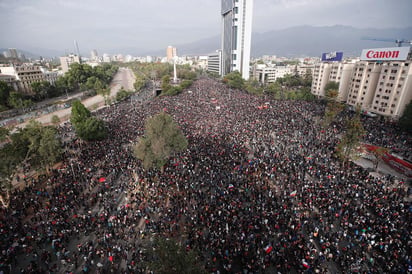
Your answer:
[221,0,253,80]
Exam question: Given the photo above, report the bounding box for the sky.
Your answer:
[1,0,411,55]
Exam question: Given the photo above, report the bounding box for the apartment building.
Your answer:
[0,64,50,94]
[311,62,332,97]
[60,54,81,73]
[346,62,382,109]
[314,46,411,119]
[370,61,412,118]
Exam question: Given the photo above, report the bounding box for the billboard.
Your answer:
[360,47,410,61]
[321,51,343,62]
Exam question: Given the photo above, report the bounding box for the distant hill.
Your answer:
[159,25,412,57]
[251,25,412,57]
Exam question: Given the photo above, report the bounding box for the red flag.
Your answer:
[99,177,106,183]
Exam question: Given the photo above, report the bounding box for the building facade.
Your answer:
[221,0,253,80]
[166,46,177,62]
[60,54,81,73]
[312,47,412,119]
[0,64,53,94]
[207,50,222,76]
[252,64,294,84]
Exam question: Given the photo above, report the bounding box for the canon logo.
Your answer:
[366,50,400,59]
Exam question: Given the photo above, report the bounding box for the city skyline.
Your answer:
[1,0,412,56]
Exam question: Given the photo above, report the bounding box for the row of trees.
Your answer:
[125,62,197,95]
[0,98,109,207]
[222,71,315,100]
[0,121,62,207]
[0,63,118,112]
[125,62,173,92]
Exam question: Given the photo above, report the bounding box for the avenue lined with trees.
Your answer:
[0,63,118,112]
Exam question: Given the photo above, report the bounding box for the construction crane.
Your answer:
[362,37,412,47]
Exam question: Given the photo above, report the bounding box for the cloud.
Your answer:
[0,0,410,54]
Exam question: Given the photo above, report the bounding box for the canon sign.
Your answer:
[360,47,410,61]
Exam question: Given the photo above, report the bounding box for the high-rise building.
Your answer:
[221,0,253,80]
[166,46,177,62]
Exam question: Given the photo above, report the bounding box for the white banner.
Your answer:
[360,47,410,61]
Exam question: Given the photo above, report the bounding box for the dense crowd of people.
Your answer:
[0,77,411,273]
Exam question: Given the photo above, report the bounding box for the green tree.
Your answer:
[223,71,245,89]
[0,121,62,207]
[0,127,9,142]
[115,88,131,102]
[323,84,344,127]
[134,112,188,170]
[245,79,263,95]
[38,126,62,173]
[51,115,61,125]
[161,75,172,93]
[398,101,412,132]
[70,100,107,141]
[265,82,283,99]
[336,109,365,166]
[70,100,91,127]
[0,80,11,108]
[7,91,24,109]
[146,238,206,274]
[31,81,52,101]
[75,117,107,141]
[324,81,339,98]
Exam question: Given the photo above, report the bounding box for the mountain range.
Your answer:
[142,25,412,58]
[3,25,412,59]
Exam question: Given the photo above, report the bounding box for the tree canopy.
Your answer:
[0,121,62,207]
[145,238,206,274]
[222,71,245,90]
[134,112,188,170]
[336,109,365,166]
[398,101,412,132]
[70,100,107,141]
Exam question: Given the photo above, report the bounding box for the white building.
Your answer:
[311,57,357,101]
[252,64,294,84]
[208,50,222,76]
[221,0,254,80]
[0,64,54,94]
[102,54,112,63]
[313,47,412,119]
[370,61,412,118]
[60,54,81,73]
